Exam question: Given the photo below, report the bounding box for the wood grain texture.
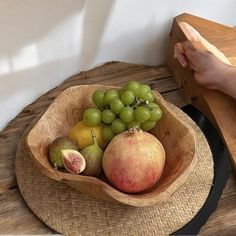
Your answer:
[170,13,236,62]
[162,90,187,108]
[26,85,196,207]
[0,188,53,234]
[167,14,236,171]
[0,60,234,234]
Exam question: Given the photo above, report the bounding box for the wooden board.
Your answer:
[167,13,236,171]
[0,61,235,234]
[0,188,53,234]
[169,13,236,63]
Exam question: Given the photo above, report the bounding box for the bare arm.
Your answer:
[174,41,236,99]
[221,66,236,99]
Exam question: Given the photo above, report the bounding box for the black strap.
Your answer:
[173,105,231,235]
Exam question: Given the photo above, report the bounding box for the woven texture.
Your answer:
[15,104,214,236]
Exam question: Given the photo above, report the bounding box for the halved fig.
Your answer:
[61,149,86,174]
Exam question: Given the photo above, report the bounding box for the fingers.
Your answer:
[182,41,199,67]
[182,41,196,52]
[185,50,198,70]
[174,43,188,67]
[174,41,202,70]
[194,72,201,83]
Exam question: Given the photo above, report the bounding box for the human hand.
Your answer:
[174,41,233,90]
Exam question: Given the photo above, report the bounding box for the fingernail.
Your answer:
[173,47,177,58]
[173,51,177,58]
[176,55,187,67]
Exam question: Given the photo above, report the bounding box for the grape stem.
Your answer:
[131,97,149,109]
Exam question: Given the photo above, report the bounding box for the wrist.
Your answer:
[216,65,236,91]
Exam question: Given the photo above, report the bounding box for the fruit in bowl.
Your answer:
[47,81,166,192]
[26,81,197,207]
[103,129,165,193]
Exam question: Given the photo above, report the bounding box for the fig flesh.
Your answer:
[62,149,86,174]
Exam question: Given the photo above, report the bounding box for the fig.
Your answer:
[80,129,103,177]
[61,150,86,174]
[49,137,78,169]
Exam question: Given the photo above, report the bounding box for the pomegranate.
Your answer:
[102,129,166,193]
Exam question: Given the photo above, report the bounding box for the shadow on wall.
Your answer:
[0,0,85,56]
[0,17,170,109]
[0,0,173,102]
[79,0,115,68]
[0,0,115,129]
[0,0,115,75]
[96,17,171,66]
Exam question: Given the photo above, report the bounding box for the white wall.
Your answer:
[1,0,236,130]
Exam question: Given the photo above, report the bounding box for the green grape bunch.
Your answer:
[82,80,163,143]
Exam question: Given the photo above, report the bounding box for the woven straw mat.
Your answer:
[15,104,214,236]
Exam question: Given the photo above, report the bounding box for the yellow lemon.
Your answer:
[68,121,106,149]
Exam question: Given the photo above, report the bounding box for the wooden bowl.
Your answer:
[26,85,197,207]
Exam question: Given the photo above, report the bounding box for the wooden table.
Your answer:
[0,61,236,235]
